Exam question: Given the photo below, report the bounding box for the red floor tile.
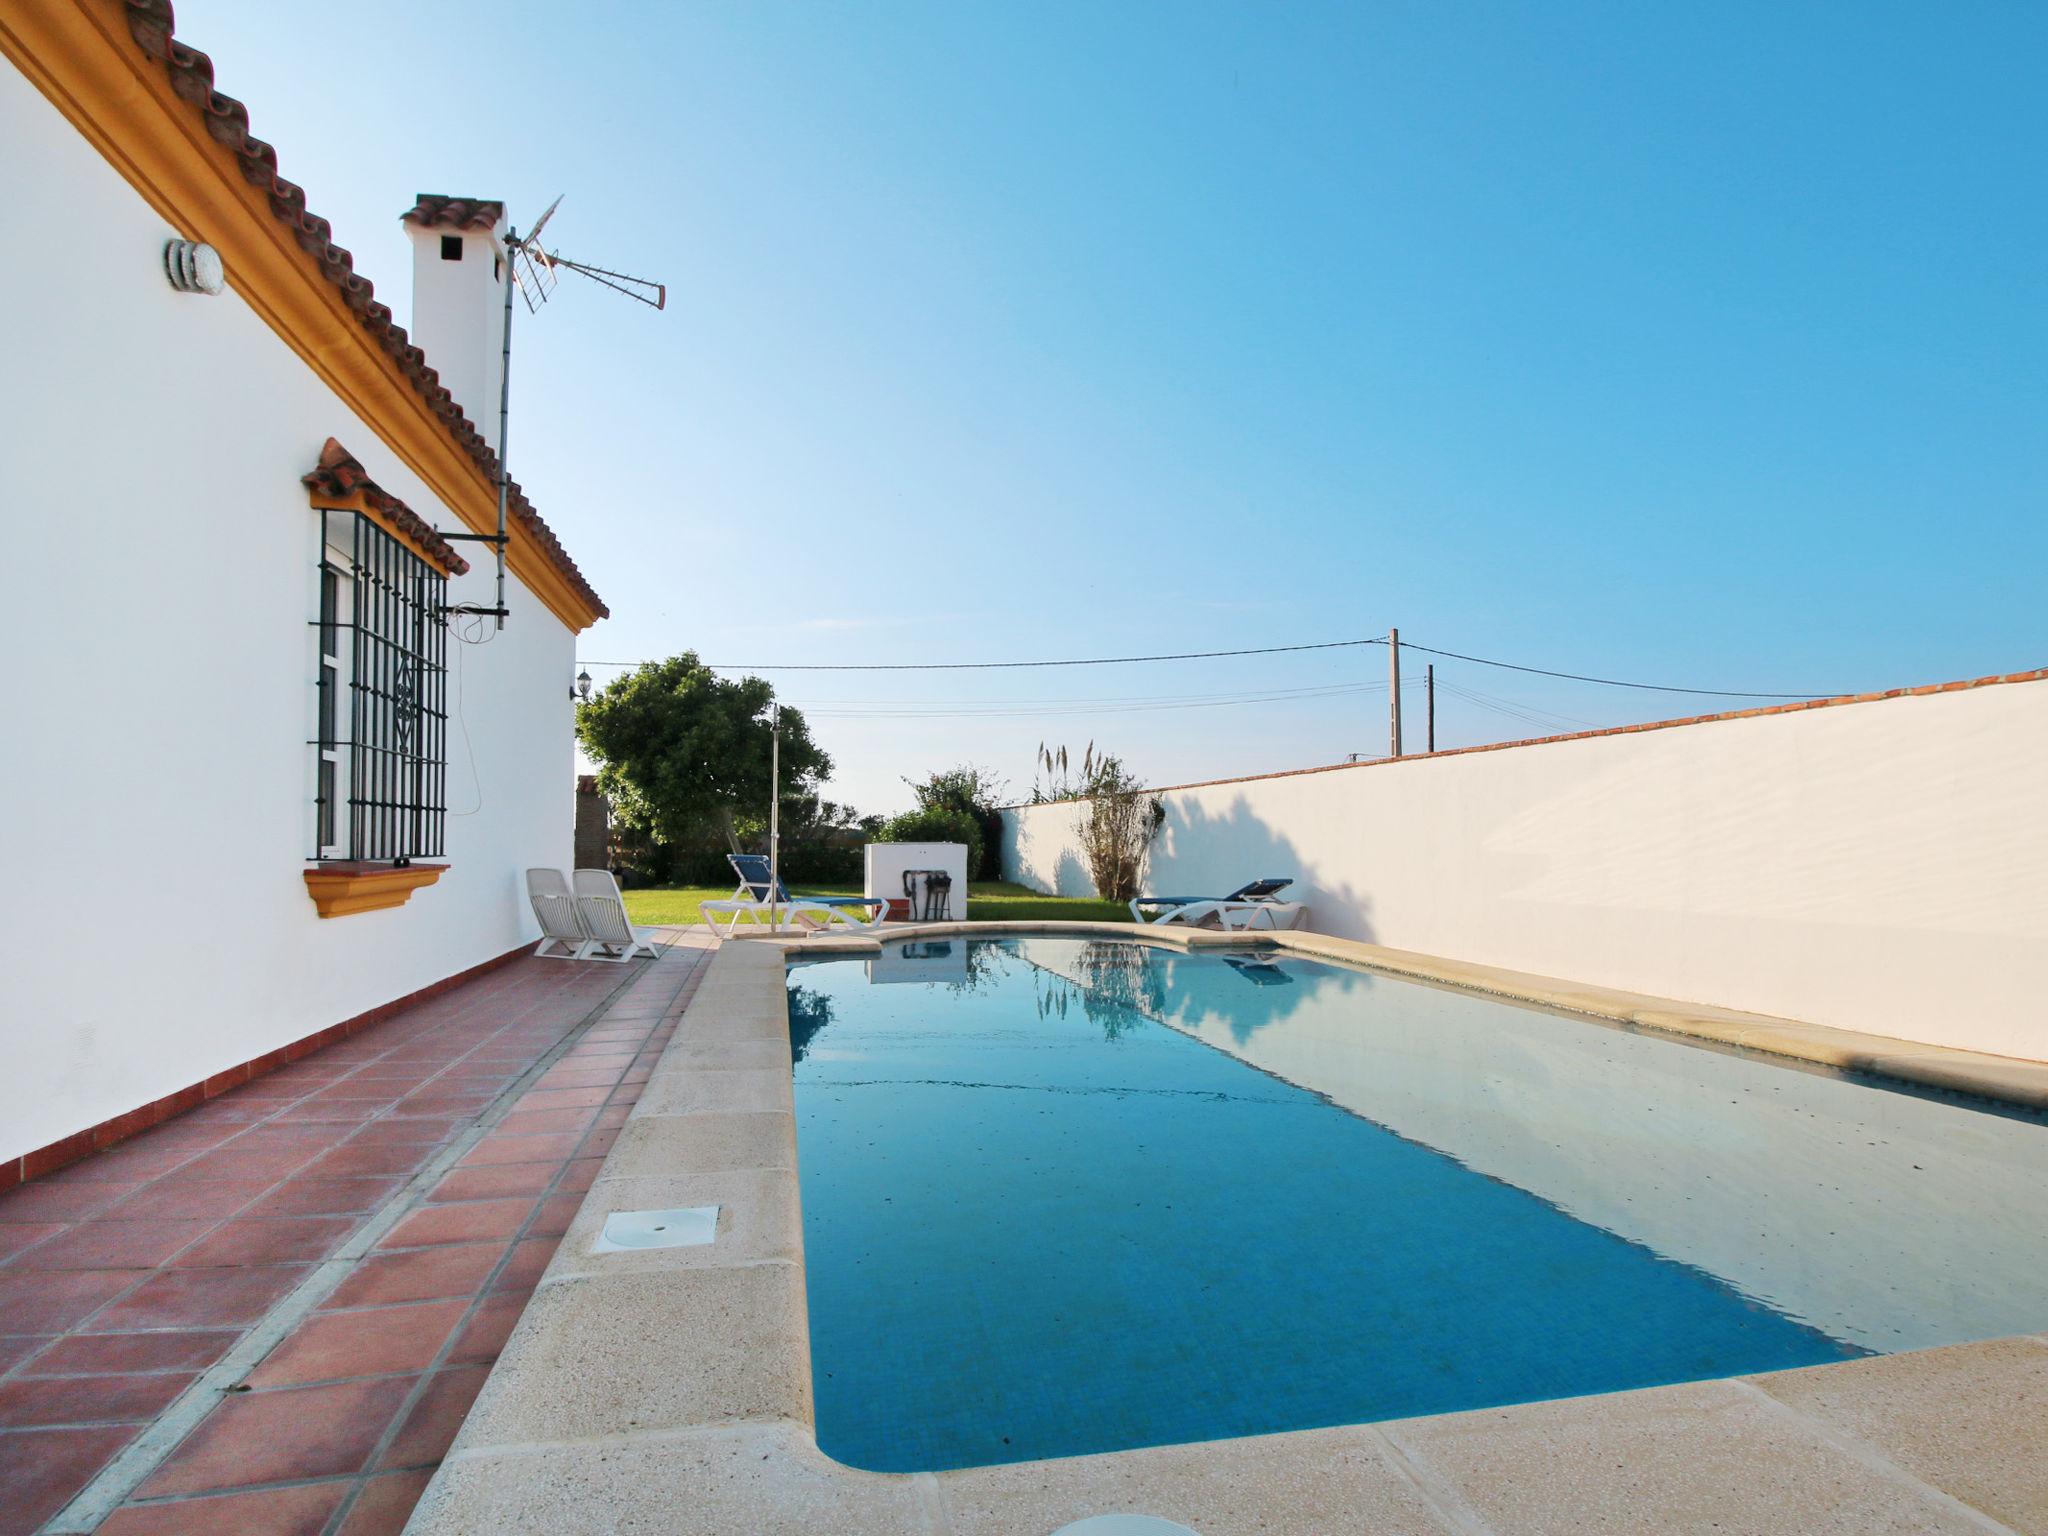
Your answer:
[334,1469,432,1535]
[0,1268,135,1332]
[99,1480,350,1535]
[240,1177,402,1218]
[23,1330,240,1377]
[456,1132,584,1167]
[377,1362,491,1469]
[348,1116,462,1146]
[0,1423,138,1536]
[0,1181,144,1223]
[492,1106,599,1136]
[530,1191,584,1238]
[298,1143,432,1180]
[88,1264,308,1331]
[0,1221,67,1261]
[489,1237,559,1294]
[531,1069,622,1092]
[37,1143,200,1185]
[8,1219,215,1271]
[425,1163,556,1202]
[0,945,706,1534]
[168,1216,355,1268]
[444,1289,528,1364]
[269,1101,379,1124]
[100,1182,270,1221]
[297,1080,400,1101]
[157,1147,325,1185]
[0,1369,195,1427]
[320,1243,503,1310]
[513,1086,611,1110]
[216,1124,348,1151]
[0,1336,49,1374]
[246,1298,469,1387]
[136,1375,417,1497]
[378,1198,537,1249]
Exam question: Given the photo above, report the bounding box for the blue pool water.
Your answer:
[787,936,2048,1473]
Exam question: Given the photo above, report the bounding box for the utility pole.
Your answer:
[1426,664,1436,753]
[768,703,781,933]
[1389,627,1403,758]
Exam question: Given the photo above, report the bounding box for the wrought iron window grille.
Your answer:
[309,509,450,863]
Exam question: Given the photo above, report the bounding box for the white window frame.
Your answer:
[315,532,356,860]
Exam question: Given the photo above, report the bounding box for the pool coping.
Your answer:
[406,925,2048,1535]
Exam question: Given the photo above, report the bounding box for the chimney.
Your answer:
[400,195,510,457]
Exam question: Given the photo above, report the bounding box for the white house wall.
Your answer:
[0,62,579,1162]
[1000,680,2048,1061]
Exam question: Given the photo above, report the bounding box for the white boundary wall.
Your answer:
[0,64,578,1161]
[1001,679,2048,1061]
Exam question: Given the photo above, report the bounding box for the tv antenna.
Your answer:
[458,195,667,630]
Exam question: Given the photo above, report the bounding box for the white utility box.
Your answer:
[864,841,968,923]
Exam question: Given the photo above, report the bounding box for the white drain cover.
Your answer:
[591,1205,719,1252]
[1052,1520,1199,1536]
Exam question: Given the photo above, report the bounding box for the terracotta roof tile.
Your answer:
[401,195,505,231]
[121,0,606,620]
[303,439,471,575]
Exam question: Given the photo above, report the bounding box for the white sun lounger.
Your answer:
[1128,877,1307,932]
[527,867,593,959]
[572,868,663,962]
[701,854,888,938]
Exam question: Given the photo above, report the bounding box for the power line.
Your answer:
[580,634,1830,698]
[1392,641,1823,699]
[801,682,1387,721]
[580,638,1389,672]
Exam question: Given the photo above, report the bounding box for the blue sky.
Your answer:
[184,1,2045,813]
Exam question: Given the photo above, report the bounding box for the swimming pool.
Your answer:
[787,935,2048,1473]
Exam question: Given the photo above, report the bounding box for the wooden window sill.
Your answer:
[303,862,448,918]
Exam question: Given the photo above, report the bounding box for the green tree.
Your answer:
[575,654,831,854]
[876,805,985,877]
[902,763,1009,878]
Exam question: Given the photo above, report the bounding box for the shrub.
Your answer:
[876,805,983,877]
[1076,756,1162,903]
[1028,744,1162,903]
[903,765,1009,879]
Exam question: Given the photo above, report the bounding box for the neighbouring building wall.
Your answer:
[1001,677,2048,1061]
[0,63,579,1162]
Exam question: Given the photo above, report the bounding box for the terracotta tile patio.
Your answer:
[0,933,711,1536]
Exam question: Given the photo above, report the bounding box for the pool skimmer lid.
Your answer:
[591,1205,720,1252]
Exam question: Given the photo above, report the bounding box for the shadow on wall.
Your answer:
[1151,793,1379,945]
[1051,849,1090,900]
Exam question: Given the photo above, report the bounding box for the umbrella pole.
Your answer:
[768,704,780,933]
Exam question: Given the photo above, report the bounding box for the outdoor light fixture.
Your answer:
[163,239,225,295]
[572,670,593,702]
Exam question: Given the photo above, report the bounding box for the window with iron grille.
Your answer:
[312,510,449,862]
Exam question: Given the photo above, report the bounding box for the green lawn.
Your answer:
[623,879,1126,928]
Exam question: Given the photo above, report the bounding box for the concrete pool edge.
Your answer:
[405,931,2048,1535]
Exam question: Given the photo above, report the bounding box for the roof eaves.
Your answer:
[121,0,607,621]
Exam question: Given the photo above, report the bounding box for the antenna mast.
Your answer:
[468,196,665,630]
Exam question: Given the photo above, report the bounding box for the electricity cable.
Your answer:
[579,635,1830,698]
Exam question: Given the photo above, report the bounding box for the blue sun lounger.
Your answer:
[1128,877,1305,932]
[701,854,888,937]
